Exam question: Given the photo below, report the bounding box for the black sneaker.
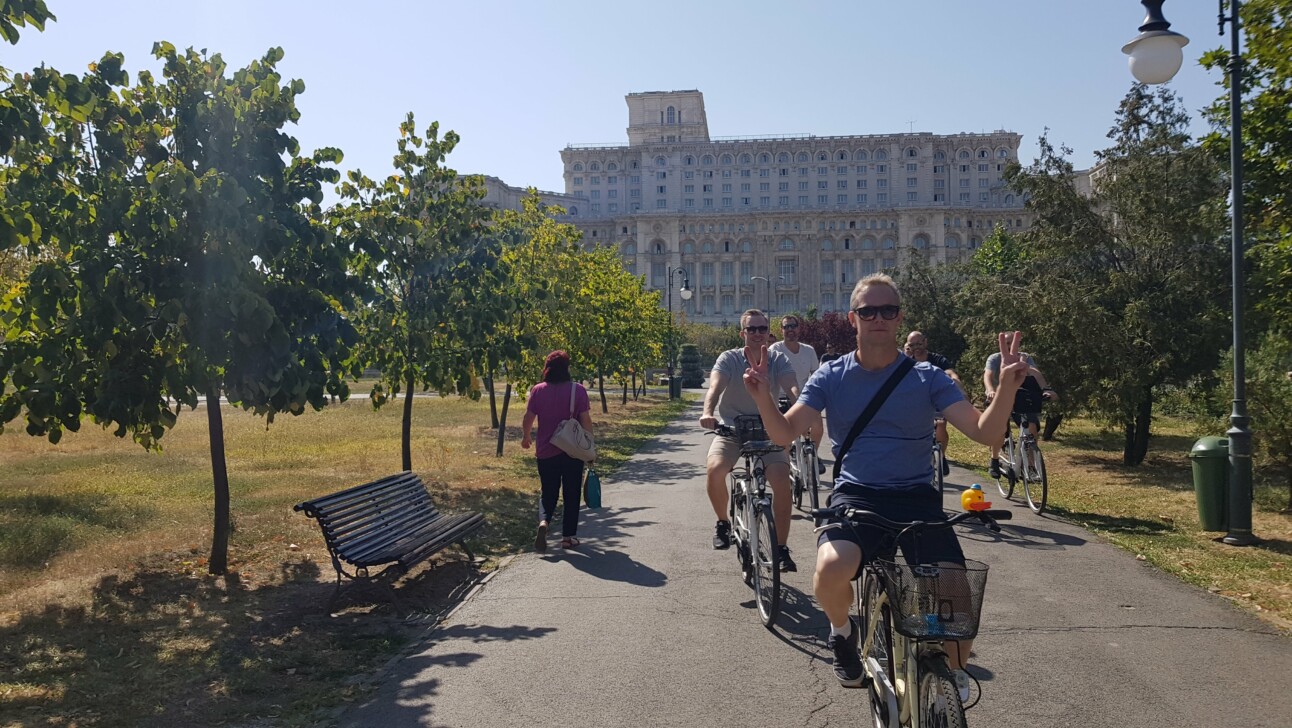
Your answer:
[942,458,952,477]
[827,618,864,687]
[817,458,827,476]
[988,458,1001,479]
[713,520,732,550]
[779,545,797,572]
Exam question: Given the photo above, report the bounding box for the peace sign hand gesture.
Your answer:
[742,344,772,397]
[997,330,1029,393]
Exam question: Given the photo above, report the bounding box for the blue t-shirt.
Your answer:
[800,353,964,489]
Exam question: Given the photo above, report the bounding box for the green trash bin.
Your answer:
[1187,436,1229,531]
[669,376,682,399]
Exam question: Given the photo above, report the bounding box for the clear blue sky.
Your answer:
[7,0,1226,193]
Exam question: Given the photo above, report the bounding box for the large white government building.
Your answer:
[486,90,1033,325]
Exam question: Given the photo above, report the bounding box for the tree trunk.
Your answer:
[402,374,415,472]
[496,383,512,457]
[622,379,628,405]
[206,380,231,576]
[630,371,637,401]
[1285,468,1291,513]
[1122,387,1153,466]
[486,354,499,429]
[597,370,608,414]
[1042,413,1063,441]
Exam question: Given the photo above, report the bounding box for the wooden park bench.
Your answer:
[294,471,485,610]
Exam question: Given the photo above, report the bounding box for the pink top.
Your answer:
[526,381,591,459]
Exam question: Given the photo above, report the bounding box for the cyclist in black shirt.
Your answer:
[904,331,963,475]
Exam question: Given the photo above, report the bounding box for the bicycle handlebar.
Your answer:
[811,505,1012,535]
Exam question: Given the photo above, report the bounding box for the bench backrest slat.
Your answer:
[295,472,422,516]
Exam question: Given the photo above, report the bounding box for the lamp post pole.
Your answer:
[750,275,784,316]
[666,266,692,400]
[1123,0,1256,544]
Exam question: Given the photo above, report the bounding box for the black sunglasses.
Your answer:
[854,305,901,321]
[781,322,799,330]
[744,325,770,334]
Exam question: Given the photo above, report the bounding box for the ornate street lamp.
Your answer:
[749,275,785,316]
[666,266,692,400]
[1123,0,1256,545]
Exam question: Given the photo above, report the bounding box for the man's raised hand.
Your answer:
[743,344,772,396]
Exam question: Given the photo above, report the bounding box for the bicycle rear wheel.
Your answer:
[792,444,806,510]
[751,500,780,627]
[1023,441,1048,515]
[804,447,821,515]
[994,431,1015,499]
[918,654,967,728]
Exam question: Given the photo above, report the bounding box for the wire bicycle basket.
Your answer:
[877,558,989,640]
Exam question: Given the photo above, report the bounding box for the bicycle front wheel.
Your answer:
[861,572,894,728]
[751,500,781,627]
[932,444,945,494]
[995,432,1016,499]
[1023,441,1048,515]
[804,448,821,515]
[918,654,967,728]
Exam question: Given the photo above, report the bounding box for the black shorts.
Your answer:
[1012,410,1041,429]
[818,483,966,578]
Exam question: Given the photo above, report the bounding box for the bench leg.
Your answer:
[327,572,344,614]
[457,540,475,562]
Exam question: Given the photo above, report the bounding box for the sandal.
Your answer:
[535,522,548,552]
[560,536,580,549]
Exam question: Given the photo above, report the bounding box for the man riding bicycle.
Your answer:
[700,309,802,571]
[983,332,1059,479]
[742,274,1030,700]
[903,331,963,477]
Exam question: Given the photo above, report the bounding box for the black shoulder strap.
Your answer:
[833,357,916,484]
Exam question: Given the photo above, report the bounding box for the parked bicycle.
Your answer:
[812,504,1011,727]
[709,415,783,627]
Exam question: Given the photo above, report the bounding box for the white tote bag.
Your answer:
[550,383,597,462]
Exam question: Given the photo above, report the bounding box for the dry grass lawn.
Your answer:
[0,389,690,727]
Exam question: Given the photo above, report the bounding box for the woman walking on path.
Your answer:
[521,351,594,551]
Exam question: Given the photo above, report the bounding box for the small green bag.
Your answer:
[583,468,602,509]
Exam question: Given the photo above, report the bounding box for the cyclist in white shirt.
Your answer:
[769,314,826,473]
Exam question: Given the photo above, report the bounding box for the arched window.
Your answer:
[682,241,694,254]
[945,234,960,248]
[817,151,828,161]
[970,237,981,249]
[778,152,790,163]
[622,242,636,255]
[861,238,875,250]
[907,148,918,158]
[591,162,601,171]
[570,206,579,215]
[978,149,989,158]
[702,241,714,253]
[684,155,695,166]
[740,241,752,252]
[876,150,888,160]
[779,238,795,250]
[882,237,895,250]
[797,152,810,162]
[856,150,869,161]
[913,235,929,249]
[837,150,849,161]
[760,153,771,164]
[607,162,618,171]
[934,151,945,160]
[842,238,852,249]
[654,242,664,254]
[702,155,714,165]
[740,153,752,164]
[998,149,1009,158]
[958,150,970,159]
[656,156,667,167]
[721,154,733,165]
[724,241,731,252]
[822,239,834,251]
[667,106,676,124]
[1005,194,1015,204]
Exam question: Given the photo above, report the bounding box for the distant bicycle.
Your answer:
[990,392,1053,515]
[709,415,783,627]
[812,504,1012,727]
[782,397,823,517]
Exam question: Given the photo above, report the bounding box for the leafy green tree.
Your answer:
[1202,0,1292,334]
[335,115,505,471]
[1218,333,1292,511]
[0,0,53,45]
[894,252,970,365]
[976,87,1230,465]
[0,45,357,574]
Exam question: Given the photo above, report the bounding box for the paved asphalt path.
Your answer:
[341,401,1291,727]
